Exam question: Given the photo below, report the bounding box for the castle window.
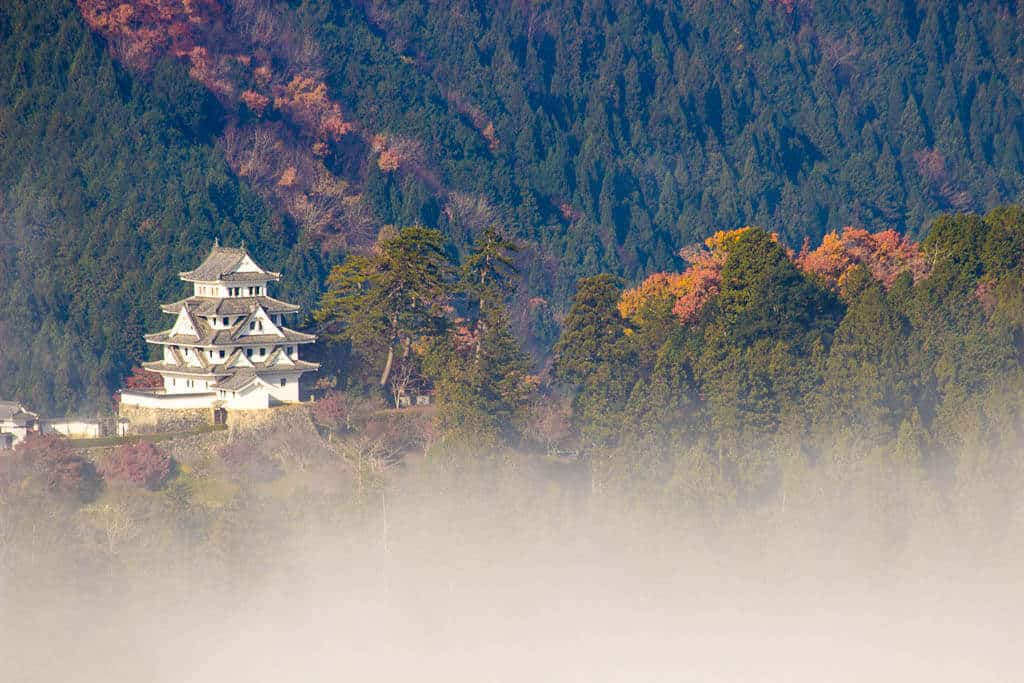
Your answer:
[286,346,293,355]
[280,378,286,387]
[246,348,253,358]
[219,350,225,359]
[249,321,255,330]
[260,347,266,356]
[222,317,228,326]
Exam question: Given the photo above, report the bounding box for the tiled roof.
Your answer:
[142,362,229,377]
[0,400,38,420]
[162,296,300,316]
[143,357,318,376]
[144,324,315,346]
[218,271,276,282]
[179,245,280,283]
[214,370,262,391]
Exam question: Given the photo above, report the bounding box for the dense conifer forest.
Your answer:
[2,0,1024,416]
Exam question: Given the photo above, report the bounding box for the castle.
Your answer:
[119,242,318,411]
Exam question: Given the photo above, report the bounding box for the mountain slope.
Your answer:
[3,0,1024,413]
[0,0,324,413]
[73,0,1024,298]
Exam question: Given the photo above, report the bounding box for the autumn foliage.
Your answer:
[272,75,357,146]
[101,441,173,490]
[76,0,385,254]
[123,365,163,390]
[620,227,758,324]
[797,227,929,290]
[622,226,930,325]
[10,434,103,502]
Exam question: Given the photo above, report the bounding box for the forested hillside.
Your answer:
[0,0,325,413]
[311,0,1024,286]
[75,0,1024,295]
[3,0,1024,414]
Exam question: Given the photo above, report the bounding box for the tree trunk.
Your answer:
[380,345,394,386]
[474,318,485,364]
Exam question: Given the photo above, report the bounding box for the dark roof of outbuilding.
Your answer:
[0,400,38,420]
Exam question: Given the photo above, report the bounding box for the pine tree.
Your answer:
[316,227,454,387]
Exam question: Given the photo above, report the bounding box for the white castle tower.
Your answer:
[121,242,318,411]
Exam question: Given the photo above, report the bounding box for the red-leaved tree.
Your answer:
[123,366,164,390]
[797,227,929,290]
[15,434,103,502]
[101,441,173,490]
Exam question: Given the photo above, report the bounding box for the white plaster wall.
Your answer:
[121,391,218,410]
[163,373,216,394]
[42,421,100,438]
[0,424,34,447]
[194,282,268,298]
[257,371,303,403]
[224,387,271,410]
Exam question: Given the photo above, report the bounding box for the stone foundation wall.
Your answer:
[224,403,311,433]
[118,404,212,433]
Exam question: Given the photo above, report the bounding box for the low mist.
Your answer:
[3,441,1022,683]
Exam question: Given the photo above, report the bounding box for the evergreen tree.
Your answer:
[316,227,454,387]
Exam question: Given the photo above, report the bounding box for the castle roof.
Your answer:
[144,325,315,347]
[213,370,264,392]
[142,356,319,377]
[179,244,280,283]
[138,242,317,405]
[161,295,300,317]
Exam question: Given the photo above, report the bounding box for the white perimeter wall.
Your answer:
[121,391,218,410]
[40,420,130,438]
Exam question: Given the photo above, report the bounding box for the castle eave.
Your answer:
[142,362,231,377]
[161,295,300,316]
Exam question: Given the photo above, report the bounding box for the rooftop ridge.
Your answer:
[178,243,281,283]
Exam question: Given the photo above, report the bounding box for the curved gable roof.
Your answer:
[180,244,280,283]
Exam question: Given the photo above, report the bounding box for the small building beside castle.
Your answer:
[120,242,319,412]
[0,401,39,449]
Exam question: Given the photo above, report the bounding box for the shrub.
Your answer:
[14,434,102,502]
[102,441,174,490]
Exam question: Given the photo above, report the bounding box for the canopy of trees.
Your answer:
[4,0,1024,417]
[554,205,1024,507]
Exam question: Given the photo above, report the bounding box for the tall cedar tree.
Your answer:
[316,227,453,386]
[431,307,536,445]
